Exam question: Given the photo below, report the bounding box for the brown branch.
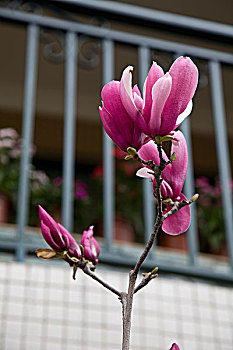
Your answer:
[163,199,192,220]
[81,264,122,298]
[121,143,166,350]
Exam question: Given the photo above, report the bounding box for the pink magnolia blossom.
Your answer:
[170,344,180,350]
[99,81,146,151]
[137,131,190,235]
[39,206,81,259]
[81,226,100,265]
[120,56,198,138]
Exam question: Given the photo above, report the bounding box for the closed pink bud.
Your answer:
[39,206,81,258]
[170,344,180,350]
[81,226,100,265]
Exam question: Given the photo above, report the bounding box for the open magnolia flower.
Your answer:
[137,130,190,235]
[120,56,198,138]
[37,206,100,265]
[100,56,198,149]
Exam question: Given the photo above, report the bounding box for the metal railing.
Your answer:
[0,1,232,283]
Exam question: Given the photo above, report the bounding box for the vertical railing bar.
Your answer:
[173,51,198,265]
[138,46,156,259]
[62,31,78,232]
[102,39,114,252]
[209,60,233,269]
[16,24,39,262]
[180,118,199,265]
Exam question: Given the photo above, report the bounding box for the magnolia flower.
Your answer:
[120,56,198,138]
[81,226,100,265]
[170,344,180,350]
[137,131,190,235]
[38,206,81,259]
[99,81,145,151]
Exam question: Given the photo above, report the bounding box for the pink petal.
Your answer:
[142,62,164,123]
[100,81,144,151]
[40,220,62,252]
[162,131,188,198]
[120,66,141,121]
[133,91,143,111]
[138,139,168,165]
[132,84,141,97]
[149,73,172,136]
[162,193,191,235]
[136,167,154,179]
[99,106,129,151]
[175,100,193,128]
[39,206,65,249]
[58,223,81,258]
[160,56,198,134]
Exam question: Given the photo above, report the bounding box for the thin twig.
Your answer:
[163,199,191,220]
[134,268,158,294]
[81,264,122,297]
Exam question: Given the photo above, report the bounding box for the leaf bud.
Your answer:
[125,155,133,160]
[170,152,176,163]
[127,147,137,156]
[160,135,174,142]
[162,198,173,206]
[190,193,199,203]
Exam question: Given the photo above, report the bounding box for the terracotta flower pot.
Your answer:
[0,193,10,223]
[157,231,188,251]
[97,215,135,243]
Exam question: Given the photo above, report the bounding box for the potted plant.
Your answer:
[195,176,231,255]
[0,128,22,222]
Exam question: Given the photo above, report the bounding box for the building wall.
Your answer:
[0,260,232,350]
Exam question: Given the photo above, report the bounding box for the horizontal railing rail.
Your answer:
[0,5,232,283]
[51,0,233,40]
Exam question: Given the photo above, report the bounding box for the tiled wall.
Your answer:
[0,260,232,350]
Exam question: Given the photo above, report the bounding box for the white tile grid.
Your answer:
[0,261,233,350]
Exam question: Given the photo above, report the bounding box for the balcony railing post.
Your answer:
[209,60,233,269]
[62,31,78,232]
[102,39,114,252]
[138,46,156,256]
[180,117,199,265]
[16,24,39,261]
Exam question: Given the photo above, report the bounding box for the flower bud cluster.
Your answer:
[38,206,100,266]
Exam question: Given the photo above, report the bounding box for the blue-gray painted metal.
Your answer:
[138,46,155,251]
[1,9,233,65]
[62,31,78,232]
[180,118,199,265]
[209,61,233,269]
[102,39,114,252]
[0,5,233,282]
[16,24,39,262]
[51,0,233,40]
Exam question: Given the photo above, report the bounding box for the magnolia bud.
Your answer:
[81,226,100,265]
